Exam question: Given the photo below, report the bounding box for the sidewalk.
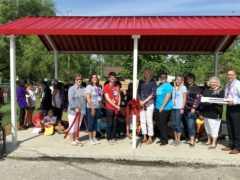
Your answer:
[5,128,240,166]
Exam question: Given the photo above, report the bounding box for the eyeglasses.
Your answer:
[75,78,83,81]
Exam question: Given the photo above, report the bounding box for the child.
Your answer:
[44,109,66,134]
[32,108,44,130]
[43,109,57,128]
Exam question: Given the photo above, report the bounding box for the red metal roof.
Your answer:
[0,16,240,54]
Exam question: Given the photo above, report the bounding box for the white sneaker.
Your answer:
[88,139,96,145]
[111,139,116,144]
[93,138,100,144]
[108,140,114,145]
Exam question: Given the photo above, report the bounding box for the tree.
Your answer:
[0,0,55,82]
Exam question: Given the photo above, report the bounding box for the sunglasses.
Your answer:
[160,76,167,79]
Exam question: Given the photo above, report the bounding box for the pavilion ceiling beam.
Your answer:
[48,50,223,55]
[45,35,59,79]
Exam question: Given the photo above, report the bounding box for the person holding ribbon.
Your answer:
[138,68,157,144]
[103,72,121,145]
[222,70,240,154]
[86,74,102,145]
[171,75,187,146]
[67,73,86,146]
[201,77,224,149]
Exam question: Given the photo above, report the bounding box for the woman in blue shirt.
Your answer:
[155,73,173,146]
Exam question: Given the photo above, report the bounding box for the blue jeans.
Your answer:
[172,109,182,134]
[185,111,197,137]
[87,108,101,132]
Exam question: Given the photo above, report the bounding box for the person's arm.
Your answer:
[181,92,187,114]
[189,86,201,114]
[159,94,171,112]
[231,83,240,105]
[104,93,120,110]
[118,92,121,107]
[26,91,32,108]
[52,89,57,107]
[86,93,96,116]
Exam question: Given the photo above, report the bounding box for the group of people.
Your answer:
[16,69,240,154]
[138,69,240,154]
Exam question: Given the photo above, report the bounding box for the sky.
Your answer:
[54,0,240,16]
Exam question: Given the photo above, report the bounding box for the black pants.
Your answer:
[53,107,63,122]
[106,109,117,140]
[156,109,172,144]
[226,105,240,150]
[19,108,26,127]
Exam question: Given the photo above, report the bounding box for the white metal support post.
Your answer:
[44,35,58,79]
[132,35,140,149]
[9,35,17,145]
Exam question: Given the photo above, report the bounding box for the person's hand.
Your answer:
[91,108,96,117]
[115,105,121,110]
[180,109,184,115]
[228,100,235,106]
[140,100,146,107]
[159,106,164,113]
[191,109,195,115]
[75,108,80,113]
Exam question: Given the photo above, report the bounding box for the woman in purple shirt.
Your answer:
[16,80,28,130]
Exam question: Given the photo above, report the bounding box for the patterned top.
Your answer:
[138,80,157,107]
[185,84,201,110]
[67,84,86,115]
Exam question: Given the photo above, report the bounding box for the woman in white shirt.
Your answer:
[25,82,36,127]
[86,74,102,145]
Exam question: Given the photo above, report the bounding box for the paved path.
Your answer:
[1,158,240,180]
[5,128,240,166]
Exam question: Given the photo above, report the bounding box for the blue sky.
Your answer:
[54,0,240,16]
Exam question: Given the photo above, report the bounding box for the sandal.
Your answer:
[127,134,132,139]
[75,140,83,145]
[70,141,79,146]
[146,139,153,144]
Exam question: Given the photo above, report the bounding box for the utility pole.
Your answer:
[67,10,72,16]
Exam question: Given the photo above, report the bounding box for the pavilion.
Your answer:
[0,16,240,148]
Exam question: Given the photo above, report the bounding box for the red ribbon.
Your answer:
[125,99,141,133]
[64,112,81,139]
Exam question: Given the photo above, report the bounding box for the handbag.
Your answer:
[44,125,54,136]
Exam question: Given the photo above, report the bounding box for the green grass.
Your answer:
[1,102,11,126]
[222,105,227,123]
[1,99,41,127]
